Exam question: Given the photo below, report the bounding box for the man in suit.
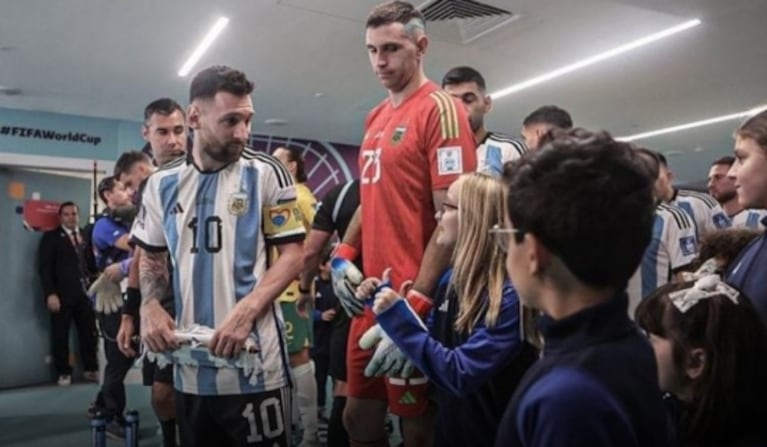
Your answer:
[37,201,98,386]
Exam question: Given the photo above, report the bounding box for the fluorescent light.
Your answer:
[178,17,230,77]
[617,106,767,141]
[490,18,701,99]
[617,112,750,141]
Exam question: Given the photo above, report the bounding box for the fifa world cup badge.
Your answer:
[228,192,249,216]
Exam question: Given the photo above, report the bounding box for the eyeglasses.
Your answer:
[489,223,524,253]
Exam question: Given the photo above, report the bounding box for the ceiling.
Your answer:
[1,0,764,182]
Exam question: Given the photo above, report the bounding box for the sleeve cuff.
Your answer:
[131,236,167,253]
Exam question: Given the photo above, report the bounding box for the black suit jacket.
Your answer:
[37,226,95,306]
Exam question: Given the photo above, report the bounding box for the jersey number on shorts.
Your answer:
[188,216,223,254]
[242,399,285,442]
[361,148,382,185]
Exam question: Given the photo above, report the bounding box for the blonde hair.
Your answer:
[450,173,507,333]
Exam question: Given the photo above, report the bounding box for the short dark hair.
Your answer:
[656,151,668,167]
[97,176,118,203]
[144,97,185,122]
[711,155,735,167]
[366,1,425,31]
[113,151,151,179]
[441,66,486,91]
[634,147,662,179]
[282,146,307,183]
[58,201,78,215]
[503,128,655,289]
[189,65,254,103]
[523,105,573,129]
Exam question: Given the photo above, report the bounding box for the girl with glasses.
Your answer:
[357,172,538,446]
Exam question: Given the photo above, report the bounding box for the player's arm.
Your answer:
[299,229,333,292]
[131,176,175,352]
[668,212,698,281]
[340,205,362,249]
[410,190,451,298]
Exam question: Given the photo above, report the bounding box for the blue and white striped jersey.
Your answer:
[671,189,731,238]
[476,132,527,177]
[628,202,698,316]
[132,151,305,396]
[731,209,767,230]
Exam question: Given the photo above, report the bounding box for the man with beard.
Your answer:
[442,66,527,177]
[133,65,304,446]
[708,155,766,229]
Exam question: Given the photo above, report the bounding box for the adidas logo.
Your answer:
[398,391,417,406]
[169,203,184,215]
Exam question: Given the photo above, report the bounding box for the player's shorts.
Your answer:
[329,313,351,382]
[346,309,430,417]
[176,386,291,447]
[280,300,313,354]
[142,357,173,386]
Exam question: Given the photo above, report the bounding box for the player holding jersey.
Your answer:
[332,3,477,446]
[441,66,526,176]
[133,65,305,447]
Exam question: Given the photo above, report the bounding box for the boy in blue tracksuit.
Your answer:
[495,129,672,447]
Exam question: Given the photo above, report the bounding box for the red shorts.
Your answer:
[346,309,430,417]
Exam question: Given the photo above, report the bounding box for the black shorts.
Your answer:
[141,357,173,386]
[176,387,291,447]
[329,316,351,382]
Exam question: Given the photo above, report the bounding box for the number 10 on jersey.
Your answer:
[188,216,223,253]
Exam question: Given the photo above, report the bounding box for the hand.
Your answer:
[140,300,177,352]
[117,314,137,357]
[359,324,415,378]
[88,274,122,314]
[369,269,407,315]
[296,290,313,319]
[330,257,366,317]
[210,298,260,358]
[46,294,61,313]
[321,308,337,322]
[103,262,124,283]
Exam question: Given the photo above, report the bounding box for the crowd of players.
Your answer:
[36,1,767,446]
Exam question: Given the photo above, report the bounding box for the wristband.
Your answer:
[123,287,141,318]
[334,243,359,261]
[406,289,433,317]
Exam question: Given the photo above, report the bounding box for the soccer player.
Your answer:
[727,109,767,327]
[332,2,477,446]
[708,155,767,229]
[496,128,671,447]
[520,105,572,150]
[629,148,698,314]
[655,152,731,238]
[133,65,304,446]
[113,97,188,447]
[441,66,526,176]
[272,145,321,447]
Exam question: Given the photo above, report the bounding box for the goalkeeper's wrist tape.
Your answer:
[406,289,433,317]
[334,243,359,261]
[124,287,141,318]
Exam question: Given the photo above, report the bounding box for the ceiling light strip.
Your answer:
[178,17,230,77]
[490,18,701,99]
[617,106,767,141]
